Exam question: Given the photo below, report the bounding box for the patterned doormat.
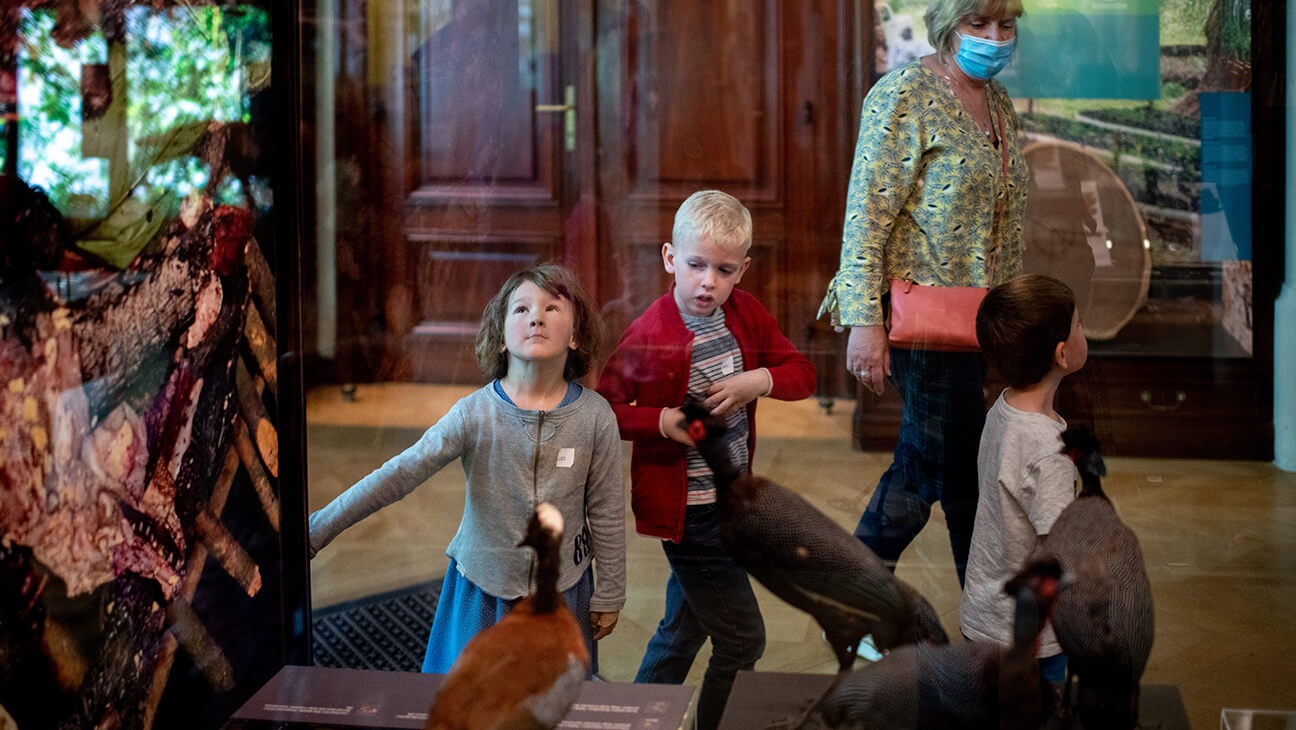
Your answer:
[312,579,442,672]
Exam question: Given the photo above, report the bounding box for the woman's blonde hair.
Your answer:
[925,0,1024,55]
[475,264,604,381]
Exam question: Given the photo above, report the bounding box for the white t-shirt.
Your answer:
[960,391,1076,657]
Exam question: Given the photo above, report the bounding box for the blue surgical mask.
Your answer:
[953,31,1016,79]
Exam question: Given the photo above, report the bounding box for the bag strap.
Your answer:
[987,98,1008,284]
[995,103,1008,178]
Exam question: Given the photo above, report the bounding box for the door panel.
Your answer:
[620,4,779,195]
[414,0,557,194]
[596,0,785,336]
[394,0,577,382]
[418,7,538,184]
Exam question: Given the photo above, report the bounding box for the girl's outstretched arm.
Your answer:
[308,401,466,557]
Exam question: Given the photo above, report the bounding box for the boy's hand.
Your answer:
[591,610,619,640]
[661,406,696,446]
[704,369,769,416]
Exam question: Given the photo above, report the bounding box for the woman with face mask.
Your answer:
[819,0,1028,605]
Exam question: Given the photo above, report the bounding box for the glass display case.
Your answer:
[294,5,1288,730]
[0,4,305,729]
[2,1,1289,729]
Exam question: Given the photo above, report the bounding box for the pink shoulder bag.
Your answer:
[887,104,1009,353]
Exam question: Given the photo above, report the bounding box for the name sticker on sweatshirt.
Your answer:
[721,354,736,375]
[556,448,575,468]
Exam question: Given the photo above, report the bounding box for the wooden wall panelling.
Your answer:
[788,0,867,404]
[328,0,390,385]
[412,0,559,197]
[401,233,559,383]
[595,0,790,338]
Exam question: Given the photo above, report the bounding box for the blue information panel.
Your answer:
[1199,92,1253,262]
[999,0,1161,99]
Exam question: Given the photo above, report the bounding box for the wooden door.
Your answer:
[382,0,593,383]
[593,0,863,398]
[360,0,866,393]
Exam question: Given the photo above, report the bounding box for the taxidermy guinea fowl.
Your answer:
[809,558,1064,730]
[1040,427,1154,730]
[424,503,588,730]
[679,402,948,674]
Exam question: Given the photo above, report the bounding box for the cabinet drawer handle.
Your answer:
[1140,390,1187,412]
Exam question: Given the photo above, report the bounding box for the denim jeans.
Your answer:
[635,504,766,730]
[854,347,987,586]
[1039,652,1067,685]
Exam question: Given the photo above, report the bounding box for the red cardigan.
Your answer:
[596,288,817,542]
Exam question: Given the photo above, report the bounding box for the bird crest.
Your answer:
[1061,426,1106,480]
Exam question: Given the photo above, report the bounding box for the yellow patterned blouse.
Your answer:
[819,59,1029,327]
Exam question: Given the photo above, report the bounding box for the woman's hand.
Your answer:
[847,325,890,396]
[591,610,619,640]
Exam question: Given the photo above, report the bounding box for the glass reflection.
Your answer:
[2,6,281,729]
[299,4,1282,730]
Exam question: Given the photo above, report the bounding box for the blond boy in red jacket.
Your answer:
[597,190,815,730]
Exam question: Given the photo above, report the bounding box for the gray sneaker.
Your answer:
[820,632,884,663]
[855,634,883,662]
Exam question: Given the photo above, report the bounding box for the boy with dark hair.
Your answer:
[961,274,1087,684]
[597,190,815,730]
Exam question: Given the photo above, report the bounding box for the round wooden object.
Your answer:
[1021,140,1151,340]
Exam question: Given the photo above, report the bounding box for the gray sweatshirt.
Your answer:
[309,385,627,612]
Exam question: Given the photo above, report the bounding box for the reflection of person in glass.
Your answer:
[887,21,935,71]
[819,0,1029,588]
[1023,152,1099,323]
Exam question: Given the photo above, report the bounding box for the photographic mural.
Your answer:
[873,0,1254,353]
[1,4,289,729]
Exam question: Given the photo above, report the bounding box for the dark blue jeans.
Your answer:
[854,347,987,586]
[635,504,766,730]
[1039,652,1067,685]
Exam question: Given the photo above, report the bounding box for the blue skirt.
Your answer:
[422,557,597,676]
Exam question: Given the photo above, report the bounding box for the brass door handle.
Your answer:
[535,85,576,151]
[1140,390,1187,412]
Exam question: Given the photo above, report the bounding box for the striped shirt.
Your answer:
[680,309,750,505]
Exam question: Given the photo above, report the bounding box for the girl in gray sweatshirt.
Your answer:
[309,265,625,674]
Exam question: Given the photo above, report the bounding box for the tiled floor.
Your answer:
[306,383,1296,730]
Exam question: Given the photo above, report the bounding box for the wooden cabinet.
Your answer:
[1081,357,1267,459]
[852,355,1269,460]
